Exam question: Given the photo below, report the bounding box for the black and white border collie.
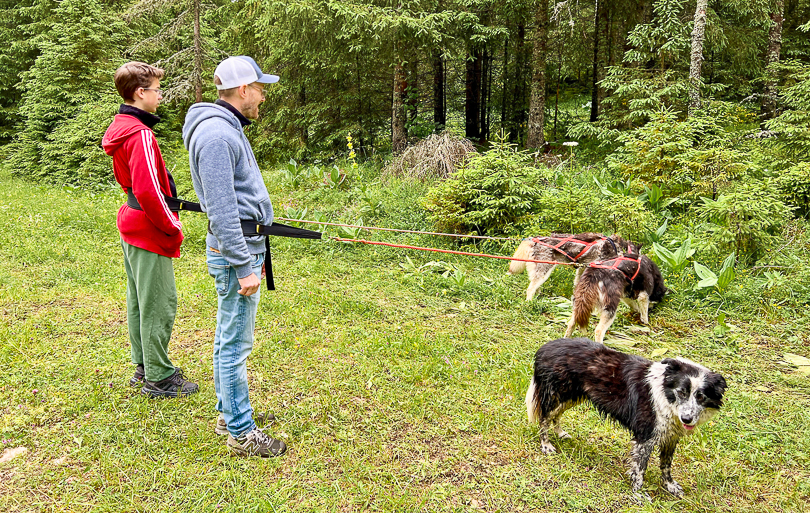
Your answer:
[525,338,727,497]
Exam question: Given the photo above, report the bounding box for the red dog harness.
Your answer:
[530,235,611,262]
[588,255,641,282]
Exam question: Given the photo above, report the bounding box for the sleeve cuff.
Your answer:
[234,262,255,279]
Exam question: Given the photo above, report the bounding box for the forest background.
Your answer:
[2,0,810,511]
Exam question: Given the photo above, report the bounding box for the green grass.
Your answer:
[1,162,809,513]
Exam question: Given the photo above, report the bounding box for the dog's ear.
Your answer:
[626,242,642,255]
[706,372,728,397]
[661,358,681,374]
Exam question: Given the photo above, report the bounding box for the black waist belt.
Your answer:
[126,188,321,292]
[207,220,322,291]
[126,189,203,212]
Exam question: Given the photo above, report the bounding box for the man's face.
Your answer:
[241,82,266,120]
[139,78,162,113]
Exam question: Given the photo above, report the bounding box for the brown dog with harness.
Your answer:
[564,247,667,343]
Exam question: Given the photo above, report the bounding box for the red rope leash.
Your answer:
[275,217,521,242]
[329,236,583,266]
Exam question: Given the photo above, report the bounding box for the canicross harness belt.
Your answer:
[126,189,322,290]
[588,255,641,283]
[530,235,616,261]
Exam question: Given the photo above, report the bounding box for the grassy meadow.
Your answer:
[1,157,809,512]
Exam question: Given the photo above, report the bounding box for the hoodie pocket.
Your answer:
[257,198,273,224]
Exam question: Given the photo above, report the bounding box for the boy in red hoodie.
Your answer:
[102,62,197,398]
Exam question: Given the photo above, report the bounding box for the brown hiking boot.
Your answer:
[215,412,276,436]
[227,427,286,458]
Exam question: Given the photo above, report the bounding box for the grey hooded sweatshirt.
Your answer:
[182,102,274,279]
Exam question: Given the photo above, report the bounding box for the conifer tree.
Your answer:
[9,0,127,183]
[0,0,53,142]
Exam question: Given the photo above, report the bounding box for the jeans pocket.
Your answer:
[251,252,265,271]
[207,265,229,295]
[207,255,231,295]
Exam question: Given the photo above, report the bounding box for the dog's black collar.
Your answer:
[605,235,618,256]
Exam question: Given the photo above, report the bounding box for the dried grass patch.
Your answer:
[385,132,477,180]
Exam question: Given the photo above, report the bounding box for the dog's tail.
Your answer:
[509,239,533,275]
[525,376,540,423]
[573,272,600,330]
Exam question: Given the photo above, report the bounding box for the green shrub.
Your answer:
[604,105,748,199]
[695,180,792,264]
[524,183,601,235]
[775,162,810,217]
[423,137,544,235]
[522,181,654,242]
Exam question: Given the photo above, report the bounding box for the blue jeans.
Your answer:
[206,248,264,437]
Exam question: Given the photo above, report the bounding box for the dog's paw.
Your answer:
[664,480,684,498]
[631,491,653,504]
[540,441,557,455]
[555,429,572,440]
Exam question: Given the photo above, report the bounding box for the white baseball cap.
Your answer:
[214,56,279,90]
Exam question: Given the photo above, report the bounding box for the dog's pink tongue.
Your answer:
[683,424,695,431]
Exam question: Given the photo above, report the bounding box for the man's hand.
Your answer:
[237,273,260,296]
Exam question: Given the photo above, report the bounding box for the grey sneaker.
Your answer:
[215,411,276,436]
[227,427,287,458]
[129,364,145,387]
[141,368,199,398]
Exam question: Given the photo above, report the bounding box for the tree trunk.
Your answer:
[192,0,202,103]
[501,37,508,135]
[407,55,419,130]
[526,0,548,149]
[555,41,562,140]
[510,23,526,143]
[480,47,490,142]
[392,59,407,153]
[465,48,482,139]
[761,0,784,125]
[688,0,709,116]
[432,49,446,129]
[299,85,308,146]
[589,0,601,122]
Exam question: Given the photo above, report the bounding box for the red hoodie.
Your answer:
[102,112,183,258]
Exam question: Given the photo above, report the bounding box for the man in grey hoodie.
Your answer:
[182,56,286,458]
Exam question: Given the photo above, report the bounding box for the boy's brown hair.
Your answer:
[114,62,165,101]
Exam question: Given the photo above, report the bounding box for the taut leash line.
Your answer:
[276,217,522,242]
[328,236,585,267]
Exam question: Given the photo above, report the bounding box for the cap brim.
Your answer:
[257,74,279,84]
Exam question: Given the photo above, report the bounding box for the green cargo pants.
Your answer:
[121,240,177,382]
